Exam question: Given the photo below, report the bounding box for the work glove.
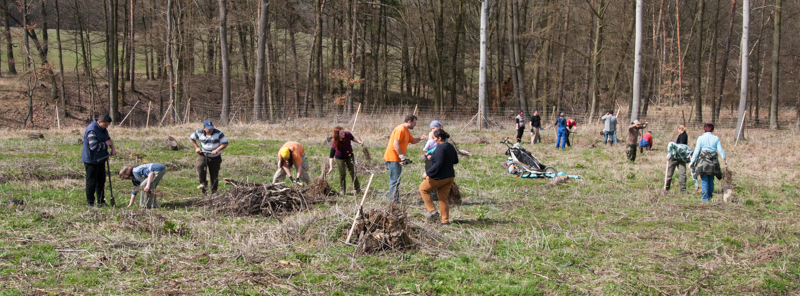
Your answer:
[289,176,296,184]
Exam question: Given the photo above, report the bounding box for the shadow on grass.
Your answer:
[451,218,512,226]
[161,198,201,209]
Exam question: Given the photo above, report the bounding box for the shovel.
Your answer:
[102,156,116,207]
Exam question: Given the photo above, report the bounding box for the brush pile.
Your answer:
[196,178,326,217]
[350,204,413,253]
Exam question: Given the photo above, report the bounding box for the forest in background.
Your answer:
[1,0,799,130]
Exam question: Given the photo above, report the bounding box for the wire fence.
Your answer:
[120,97,797,132]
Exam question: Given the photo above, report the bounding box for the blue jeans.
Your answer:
[386,161,403,202]
[701,174,714,202]
[556,129,568,149]
[604,131,617,143]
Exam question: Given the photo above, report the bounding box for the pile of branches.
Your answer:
[196,178,326,217]
[350,204,413,253]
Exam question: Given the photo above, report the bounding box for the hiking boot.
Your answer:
[197,184,207,195]
[423,210,440,222]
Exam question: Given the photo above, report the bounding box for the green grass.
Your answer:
[0,122,799,294]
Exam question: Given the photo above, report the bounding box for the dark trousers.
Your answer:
[336,157,360,193]
[196,154,222,193]
[565,130,572,147]
[626,143,638,162]
[516,127,525,143]
[84,162,106,205]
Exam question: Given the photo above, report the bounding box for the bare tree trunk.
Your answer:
[736,0,750,140]
[478,0,489,127]
[288,19,300,119]
[588,0,604,122]
[709,0,721,123]
[166,0,176,122]
[302,0,325,117]
[106,0,120,122]
[769,0,781,129]
[557,0,570,114]
[450,0,464,111]
[693,0,704,123]
[2,0,15,75]
[129,0,135,90]
[675,0,684,108]
[715,0,737,124]
[346,0,357,116]
[511,0,527,116]
[219,0,231,124]
[55,0,66,118]
[313,0,324,117]
[253,0,268,122]
[631,0,643,123]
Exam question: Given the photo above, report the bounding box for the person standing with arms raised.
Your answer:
[384,115,426,202]
[189,120,229,195]
[81,114,117,207]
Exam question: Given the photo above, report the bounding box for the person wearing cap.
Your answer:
[564,118,578,147]
[626,120,649,162]
[384,114,427,202]
[326,126,363,194]
[119,163,167,208]
[552,112,569,150]
[514,110,525,144]
[274,141,311,185]
[189,120,229,195]
[81,114,117,207]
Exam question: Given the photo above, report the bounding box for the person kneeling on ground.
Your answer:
[419,129,459,225]
[119,163,167,208]
[274,141,311,185]
[326,126,363,194]
[639,131,653,153]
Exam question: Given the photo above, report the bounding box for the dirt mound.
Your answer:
[303,178,335,197]
[349,204,413,253]
[196,178,326,217]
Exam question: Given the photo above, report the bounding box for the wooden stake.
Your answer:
[460,112,480,132]
[184,98,191,124]
[55,106,61,129]
[119,100,140,126]
[146,101,152,129]
[351,103,361,131]
[160,100,174,126]
[735,111,747,146]
[413,104,418,116]
[345,174,374,244]
[663,149,672,190]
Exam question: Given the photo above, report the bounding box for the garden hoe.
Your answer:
[101,156,116,207]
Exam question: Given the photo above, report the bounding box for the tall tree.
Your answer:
[2,0,15,75]
[715,0,737,124]
[769,0,781,129]
[253,0,268,121]
[693,0,704,123]
[736,0,749,140]
[106,0,120,122]
[219,0,231,123]
[56,0,66,117]
[478,0,488,127]
[631,0,643,122]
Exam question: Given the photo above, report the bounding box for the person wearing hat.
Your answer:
[553,112,569,150]
[421,120,445,200]
[189,120,229,195]
[119,163,167,208]
[626,120,649,162]
[81,114,117,207]
[273,141,311,185]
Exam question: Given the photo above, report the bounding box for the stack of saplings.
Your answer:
[196,178,330,217]
[349,204,413,253]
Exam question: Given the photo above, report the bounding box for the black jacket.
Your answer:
[530,115,541,128]
[426,142,459,180]
[676,132,688,145]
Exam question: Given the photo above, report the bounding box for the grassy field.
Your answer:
[1,114,799,295]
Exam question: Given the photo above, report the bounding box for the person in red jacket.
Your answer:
[639,131,653,153]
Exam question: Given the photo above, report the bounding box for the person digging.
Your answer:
[273,141,311,185]
[119,163,167,208]
[189,120,229,195]
[81,114,117,208]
